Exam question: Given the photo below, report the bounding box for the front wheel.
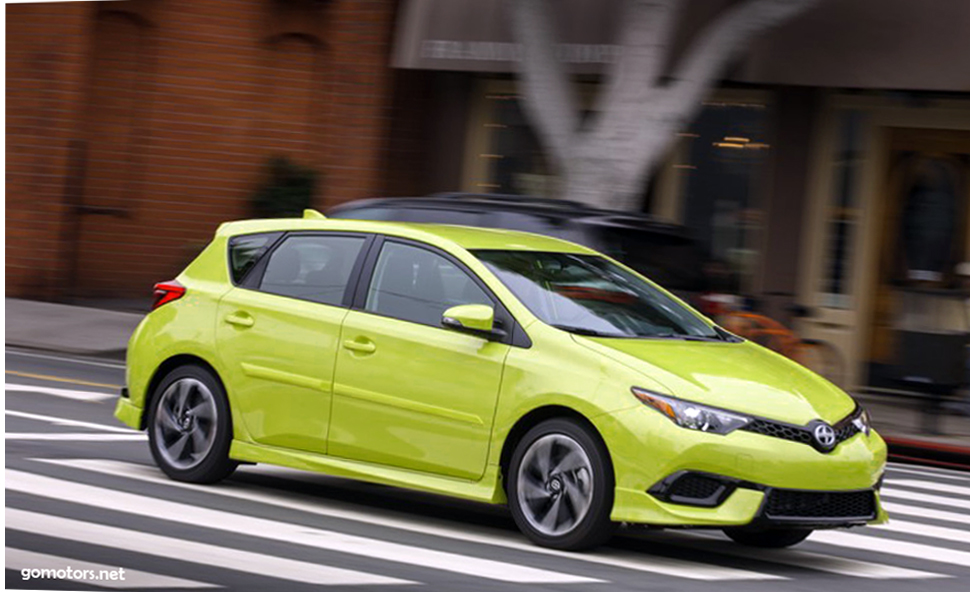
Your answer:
[147,365,237,483]
[507,418,615,550]
[724,526,813,548]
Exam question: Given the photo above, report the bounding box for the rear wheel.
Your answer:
[507,418,615,550]
[724,526,813,548]
[147,365,237,483]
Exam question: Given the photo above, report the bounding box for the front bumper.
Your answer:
[598,406,888,527]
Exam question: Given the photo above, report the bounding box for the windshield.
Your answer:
[474,250,721,340]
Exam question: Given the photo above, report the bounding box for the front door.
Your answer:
[216,232,370,454]
[866,129,970,386]
[329,239,510,480]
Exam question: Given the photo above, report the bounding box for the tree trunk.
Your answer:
[509,0,823,211]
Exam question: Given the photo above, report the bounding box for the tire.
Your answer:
[507,418,615,550]
[723,526,813,548]
[147,364,237,483]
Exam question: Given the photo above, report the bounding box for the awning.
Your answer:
[391,0,970,92]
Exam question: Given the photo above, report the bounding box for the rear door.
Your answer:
[329,237,512,480]
[216,232,372,455]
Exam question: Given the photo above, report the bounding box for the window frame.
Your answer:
[351,235,530,347]
[227,231,284,287]
[239,231,376,309]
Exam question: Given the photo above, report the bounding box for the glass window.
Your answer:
[259,235,366,306]
[397,208,484,226]
[675,100,770,293]
[329,207,397,221]
[229,233,276,284]
[475,250,720,340]
[365,242,491,326]
[822,110,867,308]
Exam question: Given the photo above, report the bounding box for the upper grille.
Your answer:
[764,488,876,520]
[740,406,862,452]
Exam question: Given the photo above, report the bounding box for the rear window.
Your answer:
[595,228,705,295]
[228,233,277,284]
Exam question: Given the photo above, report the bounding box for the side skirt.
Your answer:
[230,440,507,504]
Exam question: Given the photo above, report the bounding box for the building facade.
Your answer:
[7,0,970,389]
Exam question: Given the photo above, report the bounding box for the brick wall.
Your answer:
[6,0,404,300]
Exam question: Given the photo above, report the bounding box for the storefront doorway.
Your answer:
[866,128,970,389]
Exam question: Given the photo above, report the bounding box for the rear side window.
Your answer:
[229,233,277,285]
[259,235,366,306]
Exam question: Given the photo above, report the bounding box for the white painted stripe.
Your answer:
[6,409,136,434]
[5,469,600,584]
[887,465,970,483]
[5,383,113,401]
[6,510,409,587]
[666,533,946,579]
[5,348,126,369]
[6,547,216,589]
[882,501,970,526]
[891,479,970,497]
[812,530,970,567]
[874,519,970,544]
[881,487,970,510]
[889,462,970,482]
[37,459,781,581]
[5,433,146,441]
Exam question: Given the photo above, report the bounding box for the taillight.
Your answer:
[152,280,186,310]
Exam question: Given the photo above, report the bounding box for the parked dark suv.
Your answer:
[328,193,705,295]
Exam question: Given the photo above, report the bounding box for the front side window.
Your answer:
[259,234,365,306]
[365,242,491,326]
[475,250,720,340]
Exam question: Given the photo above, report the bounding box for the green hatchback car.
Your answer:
[116,210,887,550]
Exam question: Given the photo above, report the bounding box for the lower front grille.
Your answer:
[667,473,724,500]
[764,488,876,520]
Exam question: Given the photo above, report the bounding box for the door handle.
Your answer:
[225,312,255,328]
[343,339,376,354]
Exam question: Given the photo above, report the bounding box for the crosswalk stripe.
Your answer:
[5,383,113,402]
[5,433,147,441]
[6,509,411,587]
[812,530,970,568]
[5,469,600,584]
[881,487,970,510]
[890,479,970,497]
[874,519,970,544]
[6,409,137,434]
[6,547,217,589]
[663,533,946,579]
[882,501,970,526]
[36,458,781,581]
[887,465,970,483]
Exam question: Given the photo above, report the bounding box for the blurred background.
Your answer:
[6,0,970,447]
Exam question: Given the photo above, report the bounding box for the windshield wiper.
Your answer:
[551,324,622,338]
[652,333,723,342]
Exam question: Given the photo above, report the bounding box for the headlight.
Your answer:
[852,408,872,436]
[631,388,751,435]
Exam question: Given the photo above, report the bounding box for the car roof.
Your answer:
[327,193,691,239]
[215,215,595,254]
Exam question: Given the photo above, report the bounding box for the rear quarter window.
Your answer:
[228,233,277,284]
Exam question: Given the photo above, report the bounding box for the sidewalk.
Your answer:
[5,298,143,358]
[5,297,970,468]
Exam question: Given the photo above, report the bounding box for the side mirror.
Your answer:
[442,304,506,340]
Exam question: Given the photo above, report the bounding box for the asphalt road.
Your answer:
[6,346,970,592]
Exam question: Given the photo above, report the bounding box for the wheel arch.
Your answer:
[141,354,226,430]
[499,405,614,487]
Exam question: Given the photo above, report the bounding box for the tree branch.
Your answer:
[507,0,580,172]
[594,0,680,129]
[666,0,822,112]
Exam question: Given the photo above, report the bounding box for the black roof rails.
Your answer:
[428,192,589,210]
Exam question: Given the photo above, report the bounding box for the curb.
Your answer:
[884,435,970,471]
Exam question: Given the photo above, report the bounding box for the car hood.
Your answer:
[575,336,855,425]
